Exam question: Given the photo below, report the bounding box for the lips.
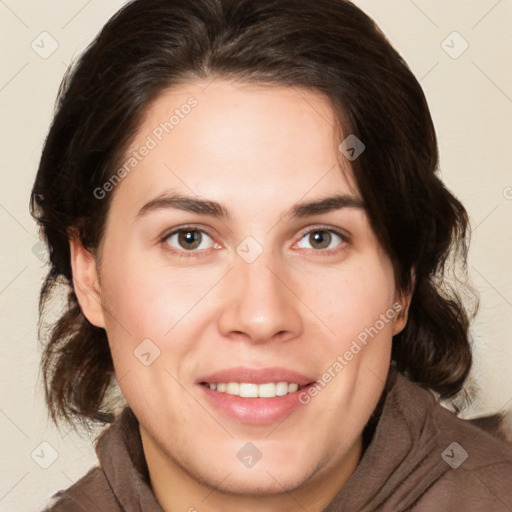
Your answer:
[197,366,316,387]
[196,366,317,424]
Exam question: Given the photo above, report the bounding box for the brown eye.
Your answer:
[308,231,332,250]
[164,228,215,252]
[296,228,347,253]
[178,230,202,250]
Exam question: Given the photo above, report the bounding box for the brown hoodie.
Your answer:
[41,370,512,511]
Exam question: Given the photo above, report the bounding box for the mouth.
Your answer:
[196,367,317,423]
[200,381,311,398]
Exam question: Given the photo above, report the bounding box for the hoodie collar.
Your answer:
[323,369,450,511]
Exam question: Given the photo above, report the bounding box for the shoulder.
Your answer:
[40,466,121,511]
[39,406,160,511]
[414,386,512,511]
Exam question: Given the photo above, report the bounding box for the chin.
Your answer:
[195,443,322,497]
[208,466,310,497]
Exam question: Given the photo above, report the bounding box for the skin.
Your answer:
[70,78,411,512]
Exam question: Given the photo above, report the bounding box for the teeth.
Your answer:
[226,382,239,395]
[288,383,299,393]
[275,381,289,396]
[206,381,303,398]
[239,383,258,398]
[258,382,276,398]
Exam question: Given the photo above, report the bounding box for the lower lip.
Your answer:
[198,384,313,424]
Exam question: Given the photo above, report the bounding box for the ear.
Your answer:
[69,237,106,328]
[392,269,416,336]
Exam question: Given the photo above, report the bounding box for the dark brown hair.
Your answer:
[31,0,476,431]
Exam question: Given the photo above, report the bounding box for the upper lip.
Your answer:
[198,366,316,386]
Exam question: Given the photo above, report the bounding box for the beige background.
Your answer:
[0,1,511,510]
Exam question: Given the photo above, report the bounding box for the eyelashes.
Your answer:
[163,227,217,254]
[160,224,350,259]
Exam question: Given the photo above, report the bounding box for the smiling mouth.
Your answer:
[200,381,312,398]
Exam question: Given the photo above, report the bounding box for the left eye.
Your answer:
[164,228,215,252]
[296,229,346,251]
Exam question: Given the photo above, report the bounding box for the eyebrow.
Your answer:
[137,192,365,220]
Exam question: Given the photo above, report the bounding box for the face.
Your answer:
[72,79,408,503]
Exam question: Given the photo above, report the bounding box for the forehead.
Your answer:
[111,79,360,215]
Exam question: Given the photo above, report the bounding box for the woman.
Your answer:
[32,0,512,510]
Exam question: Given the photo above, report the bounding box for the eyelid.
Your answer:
[296,224,351,244]
[293,224,351,256]
[160,224,216,242]
[160,224,218,257]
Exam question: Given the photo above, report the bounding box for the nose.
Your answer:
[217,249,303,345]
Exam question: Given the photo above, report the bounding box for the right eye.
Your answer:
[161,226,219,258]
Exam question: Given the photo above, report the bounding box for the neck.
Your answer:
[140,426,362,512]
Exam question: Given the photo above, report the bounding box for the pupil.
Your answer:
[311,231,330,249]
[179,230,200,250]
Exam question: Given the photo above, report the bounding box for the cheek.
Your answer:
[306,256,397,404]
[99,243,218,336]
[313,259,397,345]
[97,245,230,385]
